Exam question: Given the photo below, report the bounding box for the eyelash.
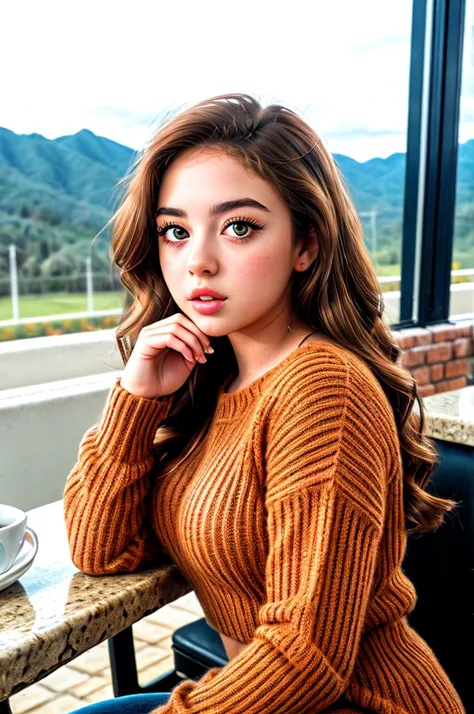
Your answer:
[156,216,265,245]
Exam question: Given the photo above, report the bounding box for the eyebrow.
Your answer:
[155,198,271,219]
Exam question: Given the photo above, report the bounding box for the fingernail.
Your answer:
[206,346,215,354]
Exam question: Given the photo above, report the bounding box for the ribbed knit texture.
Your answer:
[63,343,465,713]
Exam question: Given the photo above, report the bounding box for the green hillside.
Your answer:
[0,126,472,301]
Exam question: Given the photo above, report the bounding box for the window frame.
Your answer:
[396,0,467,329]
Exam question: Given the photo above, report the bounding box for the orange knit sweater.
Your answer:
[63,342,465,714]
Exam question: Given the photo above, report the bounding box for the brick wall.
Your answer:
[392,321,474,397]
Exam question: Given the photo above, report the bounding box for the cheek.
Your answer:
[236,252,281,281]
[159,251,179,279]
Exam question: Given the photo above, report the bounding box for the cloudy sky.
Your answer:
[2,0,473,162]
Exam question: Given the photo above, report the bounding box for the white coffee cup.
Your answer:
[0,504,27,575]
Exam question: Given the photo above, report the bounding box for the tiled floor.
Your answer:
[9,592,205,714]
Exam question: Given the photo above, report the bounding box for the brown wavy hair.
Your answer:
[103,92,459,536]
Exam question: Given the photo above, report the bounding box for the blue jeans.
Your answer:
[68,692,170,713]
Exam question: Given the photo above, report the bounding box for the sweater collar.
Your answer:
[213,341,330,422]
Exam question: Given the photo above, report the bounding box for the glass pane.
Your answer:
[451,0,474,320]
[287,2,414,327]
[0,1,414,341]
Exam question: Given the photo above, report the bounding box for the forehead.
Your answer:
[157,148,280,208]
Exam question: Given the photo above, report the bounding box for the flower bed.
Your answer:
[0,315,120,342]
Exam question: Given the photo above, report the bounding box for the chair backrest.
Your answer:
[402,438,473,714]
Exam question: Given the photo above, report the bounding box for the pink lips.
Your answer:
[190,298,227,315]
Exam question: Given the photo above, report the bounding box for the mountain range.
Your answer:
[0,125,472,280]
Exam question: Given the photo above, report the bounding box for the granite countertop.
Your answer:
[0,500,192,701]
[422,384,474,446]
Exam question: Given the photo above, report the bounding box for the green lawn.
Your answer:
[0,291,125,321]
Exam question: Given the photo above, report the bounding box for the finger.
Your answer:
[142,314,213,354]
[173,313,213,353]
[141,332,197,363]
[144,323,208,363]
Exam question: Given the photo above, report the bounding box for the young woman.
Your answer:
[64,93,465,714]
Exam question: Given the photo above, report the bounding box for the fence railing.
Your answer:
[1,268,473,328]
[0,308,122,329]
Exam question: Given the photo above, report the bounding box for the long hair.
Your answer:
[104,92,458,536]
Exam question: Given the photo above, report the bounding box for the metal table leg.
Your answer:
[108,625,181,697]
[108,625,140,696]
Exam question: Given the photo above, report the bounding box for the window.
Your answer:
[451,0,474,320]
[0,1,426,340]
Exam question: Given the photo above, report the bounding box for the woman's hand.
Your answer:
[119,313,213,399]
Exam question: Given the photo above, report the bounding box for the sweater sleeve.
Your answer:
[63,376,176,575]
[148,351,387,714]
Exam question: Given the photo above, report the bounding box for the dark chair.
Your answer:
[403,438,472,713]
[108,437,472,713]
[107,616,227,696]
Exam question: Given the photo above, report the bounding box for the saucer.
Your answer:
[0,527,38,592]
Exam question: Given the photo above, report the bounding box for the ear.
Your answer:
[294,225,319,271]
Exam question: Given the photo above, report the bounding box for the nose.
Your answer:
[186,234,218,275]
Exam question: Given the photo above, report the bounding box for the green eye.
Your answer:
[156,216,265,245]
[230,222,251,238]
[156,223,188,241]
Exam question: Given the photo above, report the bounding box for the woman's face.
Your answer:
[156,147,303,340]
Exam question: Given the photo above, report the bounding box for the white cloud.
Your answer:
[1,0,419,160]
